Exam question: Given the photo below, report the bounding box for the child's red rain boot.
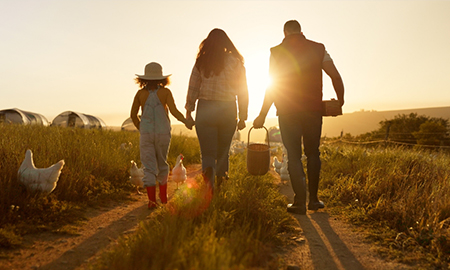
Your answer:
[146,186,157,209]
[159,184,167,204]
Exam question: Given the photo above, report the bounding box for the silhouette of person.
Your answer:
[185,28,248,192]
[253,20,345,215]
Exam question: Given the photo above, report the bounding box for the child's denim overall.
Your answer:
[139,86,171,187]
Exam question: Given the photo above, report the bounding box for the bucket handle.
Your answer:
[248,126,270,147]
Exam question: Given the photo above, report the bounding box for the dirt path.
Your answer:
[0,165,412,270]
[0,165,203,270]
[275,171,412,270]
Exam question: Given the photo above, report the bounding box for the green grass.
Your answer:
[90,153,297,270]
[320,143,450,268]
[0,124,200,247]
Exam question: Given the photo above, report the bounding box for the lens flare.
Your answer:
[166,177,212,218]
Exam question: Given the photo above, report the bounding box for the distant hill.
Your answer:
[171,106,450,143]
[322,106,450,137]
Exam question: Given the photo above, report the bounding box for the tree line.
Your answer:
[344,113,450,147]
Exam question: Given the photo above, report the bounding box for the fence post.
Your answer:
[384,124,391,147]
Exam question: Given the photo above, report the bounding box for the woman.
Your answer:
[185,28,248,191]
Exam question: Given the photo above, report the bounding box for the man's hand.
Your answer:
[237,119,246,130]
[253,115,266,129]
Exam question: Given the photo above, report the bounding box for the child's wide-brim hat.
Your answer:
[136,62,171,80]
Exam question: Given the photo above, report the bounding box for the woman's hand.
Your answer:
[185,117,195,130]
[184,110,195,130]
[237,119,246,130]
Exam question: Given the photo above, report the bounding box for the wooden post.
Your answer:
[385,124,391,147]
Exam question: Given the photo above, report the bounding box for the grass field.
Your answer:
[320,143,450,268]
[91,152,296,270]
[0,124,200,247]
[1,124,449,268]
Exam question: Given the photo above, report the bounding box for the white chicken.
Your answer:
[17,149,65,195]
[230,140,245,155]
[119,142,133,152]
[171,154,186,189]
[272,156,282,174]
[280,158,290,183]
[129,160,144,195]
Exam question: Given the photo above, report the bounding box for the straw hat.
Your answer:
[136,62,171,80]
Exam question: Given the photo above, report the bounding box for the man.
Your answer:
[253,20,344,215]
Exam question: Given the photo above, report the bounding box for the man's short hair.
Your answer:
[284,20,301,33]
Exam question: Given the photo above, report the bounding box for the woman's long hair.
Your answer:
[195,28,244,78]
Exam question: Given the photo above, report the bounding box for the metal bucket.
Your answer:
[247,126,270,175]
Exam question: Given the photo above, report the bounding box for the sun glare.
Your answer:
[245,53,272,119]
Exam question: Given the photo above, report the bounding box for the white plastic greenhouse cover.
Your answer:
[121,117,138,131]
[0,108,49,126]
[51,111,106,129]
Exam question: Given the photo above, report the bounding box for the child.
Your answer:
[130,62,193,209]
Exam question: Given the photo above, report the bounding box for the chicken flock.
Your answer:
[16,142,292,198]
[273,155,290,183]
[273,152,308,184]
[16,149,188,197]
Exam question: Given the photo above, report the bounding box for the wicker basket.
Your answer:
[247,127,270,175]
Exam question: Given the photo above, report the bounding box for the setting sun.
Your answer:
[244,51,273,119]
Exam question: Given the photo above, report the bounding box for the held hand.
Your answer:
[253,115,265,129]
[185,111,193,124]
[185,118,195,130]
[237,119,246,131]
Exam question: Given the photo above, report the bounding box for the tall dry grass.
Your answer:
[0,124,200,247]
[320,143,450,267]
[90,153,297,270]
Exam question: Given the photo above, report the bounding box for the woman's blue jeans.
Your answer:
[278,111,323,206]
[195,100,237,187]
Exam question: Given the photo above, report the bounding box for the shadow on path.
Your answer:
[39,204,149,270]
[295,212,366,270]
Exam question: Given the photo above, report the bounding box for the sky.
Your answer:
[1,0,450,127]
